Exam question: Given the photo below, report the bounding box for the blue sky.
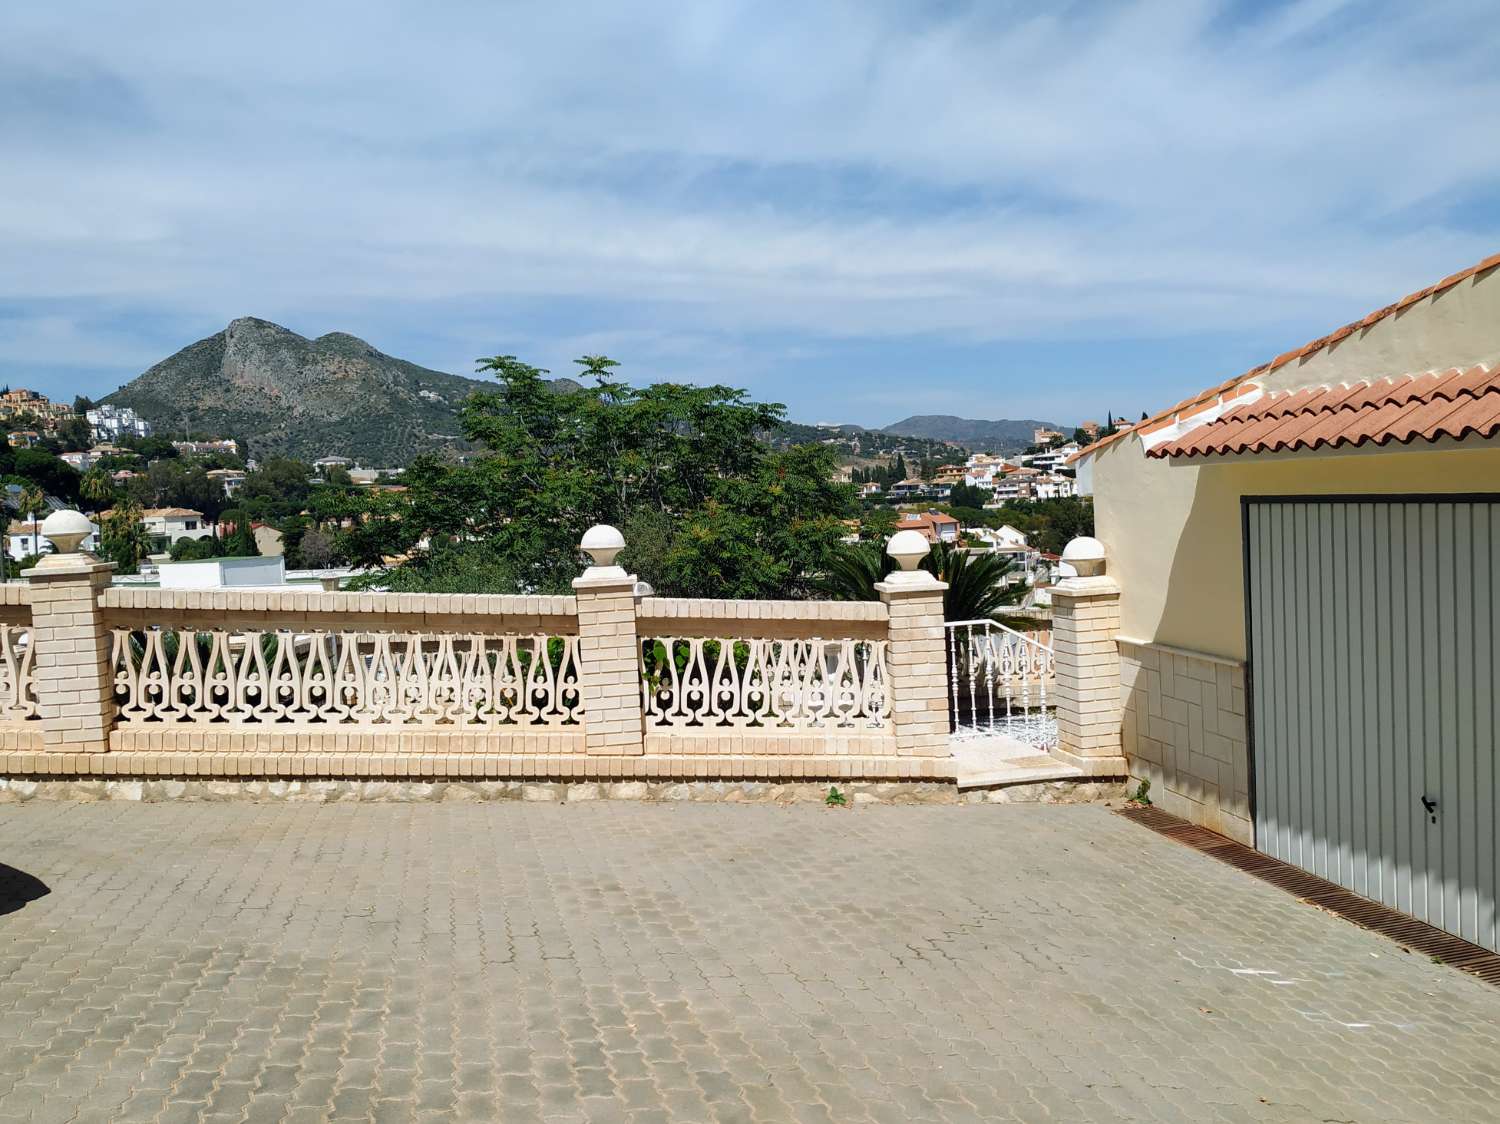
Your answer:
[2,0,1498,428]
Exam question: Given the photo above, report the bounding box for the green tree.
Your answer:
[343,355,854,597]
[947,482,990,510]
[81,468,115,518]
[55,416,93,451]
[101,501,150,574]
[220,509,261,557]
[17,483,45,560]
[170,536,222,561]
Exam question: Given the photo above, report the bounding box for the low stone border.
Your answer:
[0,776,1129,805]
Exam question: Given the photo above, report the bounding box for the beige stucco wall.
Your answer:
[1094,263,1500,661]
[1257,267,1500,394]
[1095,438,1500,660]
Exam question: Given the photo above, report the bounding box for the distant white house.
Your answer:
[6,517,100,561]
[140,507,212,543]
[61,450,97,472]
[206,468,246,497]
[86,405,152,441]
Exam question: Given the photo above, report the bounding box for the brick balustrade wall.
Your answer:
[0,553,947,779]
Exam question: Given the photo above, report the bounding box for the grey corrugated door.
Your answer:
[1247,499,1499,952]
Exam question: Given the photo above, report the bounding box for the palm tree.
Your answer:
[81,468,114,520]
[18,484,45,561]
[101,501,150,574]
[818,540,1026,623]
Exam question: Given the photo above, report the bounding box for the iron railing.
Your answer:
[944,619,1055,747]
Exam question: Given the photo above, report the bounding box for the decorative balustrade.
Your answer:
[945,619,1055,746]
[0,625,37,721]
[4,516,1105,778]
[641,636,890,731]
[110,628,583,726]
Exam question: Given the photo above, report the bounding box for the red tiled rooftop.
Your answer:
[1151,363,1500,459]
[1069,249,1500,464]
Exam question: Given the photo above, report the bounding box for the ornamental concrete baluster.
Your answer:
[1051,536,1128,775]
[572,525,646,755]
[24,510,117,752]
[875,530,950,756]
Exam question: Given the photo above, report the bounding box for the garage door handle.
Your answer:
[1421,795,1438,822]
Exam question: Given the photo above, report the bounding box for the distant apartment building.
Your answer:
[1028,442,1081,472]
[87,405,152,441]
[6,430,41,448]
[986,469,1077,501]
[61,451,96,472]
[887,479,951,502]
[0,389,75,429]
[896,511,960,545]
[1033,426,1066,445]
[172,438,240,457]
[1078,420,1101,441]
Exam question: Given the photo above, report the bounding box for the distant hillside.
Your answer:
[880,415,1068,452]
[103,318,578,465]
[772,420,959,461]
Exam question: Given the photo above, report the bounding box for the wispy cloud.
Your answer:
[2,0,1497,421]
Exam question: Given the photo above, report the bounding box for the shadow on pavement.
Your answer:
[0,863,49,916]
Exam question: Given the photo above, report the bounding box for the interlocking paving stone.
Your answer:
[3,803,1500,1121]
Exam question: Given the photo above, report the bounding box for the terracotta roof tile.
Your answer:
[1069,249,1500,464]
[1150,363,1500,458]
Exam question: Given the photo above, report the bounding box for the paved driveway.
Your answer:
[1,802,1497,1123]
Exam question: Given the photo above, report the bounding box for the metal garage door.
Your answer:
[1245,497,1500,952]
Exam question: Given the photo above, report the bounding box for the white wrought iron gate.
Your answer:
[1246,497,1500,951]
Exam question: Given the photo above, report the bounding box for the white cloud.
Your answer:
[2,0,1498,413]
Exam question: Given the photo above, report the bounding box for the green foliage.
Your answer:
[343,357,856,598]
[11,449,80,503]
[946,482,990,510]
[101,502,151,574]
[219,509,261,557]
[169,536,222,561]
[80,468,115,513]
[818,540,1025,623]
[124,460,231,522]
[55,416,93,452]
[825,786,847,807]
[238,458,313,519]
[1128,779,1152,806]
[119,435,180,462]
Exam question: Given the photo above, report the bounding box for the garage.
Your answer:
[1245,496,1499,951]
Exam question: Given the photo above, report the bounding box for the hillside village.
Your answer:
[0,375,1098,608]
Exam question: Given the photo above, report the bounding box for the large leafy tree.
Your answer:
[342,356,855,598]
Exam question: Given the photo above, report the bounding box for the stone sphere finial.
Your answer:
[886,529,931,573]
[40,509,93,556]
[580,524,625,568]
[1061,535,1106,578]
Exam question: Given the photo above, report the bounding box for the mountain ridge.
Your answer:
[879,414,1069,451]
[104,318,524,464]
[103,318,1068,464]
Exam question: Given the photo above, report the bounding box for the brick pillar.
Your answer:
[24,552,117,752]
[572,526,645,755]
[875,530,949,757]
[1051,537,1127,775]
